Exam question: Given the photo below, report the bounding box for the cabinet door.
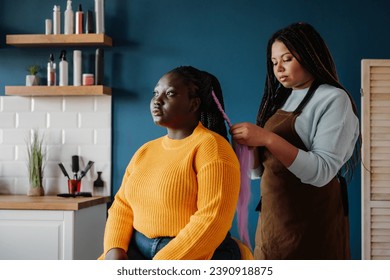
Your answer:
[361,59,390,260]
[0,210,65,260]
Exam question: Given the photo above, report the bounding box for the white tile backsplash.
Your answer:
[64,128,94,144]
[0,146,15,161]
[49,112,79,128]
[0,113,16,128]
[64,96,96,112]
[17,112,47,128]
[32,96,63,112]
[2,97,31,112]
[0,95,111,197]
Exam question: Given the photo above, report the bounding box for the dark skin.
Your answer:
[104,72,201,260]
[151,72,201,139]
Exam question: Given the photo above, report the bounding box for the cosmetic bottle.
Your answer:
[53,5,61,34]
[73,50,82,86]
[85,10,94,34]
[47,53,56,86]
[59,50,68,86]
[95,48,104,85]
[95,0,104,34]
[75,4,84,34]
[64,0,74,34]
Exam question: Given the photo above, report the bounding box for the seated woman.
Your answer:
[100,66,253,260]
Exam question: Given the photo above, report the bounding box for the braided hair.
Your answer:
[257,22,360,183]
[169,66,252,249]
[168,66,228,140]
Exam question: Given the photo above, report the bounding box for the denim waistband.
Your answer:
[133,230,173,259]
[131,230,240,260]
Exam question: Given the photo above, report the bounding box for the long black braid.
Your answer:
[168,66,229,140]
[256,22,361,183]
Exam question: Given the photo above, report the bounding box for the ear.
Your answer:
[189,97,201,113]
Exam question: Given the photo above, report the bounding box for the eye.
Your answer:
[166,91,175,97]
[282,55,293,63]
[152,91,159,98]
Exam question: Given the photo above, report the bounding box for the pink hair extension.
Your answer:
[211,89,253,251]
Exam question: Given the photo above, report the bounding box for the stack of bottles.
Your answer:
[45,0,106,87]
[50,0,105,35]
[46,48,104,87]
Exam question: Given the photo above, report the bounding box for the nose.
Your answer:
[276,61,284,72]
[153,94,163,105]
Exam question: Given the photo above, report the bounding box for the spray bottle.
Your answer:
[64,0,74,34]
[53,5,61,34]
[59,50,68,86]
[47,53,56,86]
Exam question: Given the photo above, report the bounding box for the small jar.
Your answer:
[82,73,94,86]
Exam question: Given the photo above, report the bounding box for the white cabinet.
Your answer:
[0,196,108,260]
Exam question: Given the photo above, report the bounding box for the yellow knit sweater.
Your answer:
[102,122,240,260]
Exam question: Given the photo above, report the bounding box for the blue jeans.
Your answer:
[127,230,241,260]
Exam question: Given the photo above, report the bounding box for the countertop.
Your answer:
[0,195,111,211]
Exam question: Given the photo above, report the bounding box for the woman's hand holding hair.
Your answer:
[230,122,299,168]
[230,122,271,147]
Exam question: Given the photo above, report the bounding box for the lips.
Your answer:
[152,107,162,116]
[279,75,288,82]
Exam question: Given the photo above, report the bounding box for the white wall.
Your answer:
[0,95,111,196]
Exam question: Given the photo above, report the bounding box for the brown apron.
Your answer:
[254,103,350,260]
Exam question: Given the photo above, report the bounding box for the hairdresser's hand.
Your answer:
[105,248,128,260]
[231,122,299,168]
[230,122,271,147]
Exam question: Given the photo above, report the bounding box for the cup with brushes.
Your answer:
[57,155,94,197]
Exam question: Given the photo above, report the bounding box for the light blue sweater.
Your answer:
[255,84,359,187]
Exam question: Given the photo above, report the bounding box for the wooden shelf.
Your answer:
[0,195,111,211]
[5,85,112,96]
[6,34,113,47]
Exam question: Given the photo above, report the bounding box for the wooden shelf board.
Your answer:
[6,34,112,47]
[5,85,112,96]
[0,195,111,211]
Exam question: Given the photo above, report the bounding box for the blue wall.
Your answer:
[2,0,390,259]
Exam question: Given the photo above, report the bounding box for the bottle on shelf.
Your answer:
[95,0,104,34]
[85,10,94,34]
[47,53,56,86]
[64,0,74,34]
[75,4,84,34]
[95,48,104,85]
[59,50,68,86]
[53,5,61,35]
[73,50,82,86]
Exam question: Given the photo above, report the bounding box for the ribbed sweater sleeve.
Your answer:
[101,123,240,260]
[102,166,135,255]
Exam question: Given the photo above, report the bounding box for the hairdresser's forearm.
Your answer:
[264,132,299,168]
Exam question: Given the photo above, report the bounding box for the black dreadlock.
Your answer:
[256,22,360,183]
[168,66,229,140]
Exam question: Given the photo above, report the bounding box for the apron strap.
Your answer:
[293,80,321,114]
